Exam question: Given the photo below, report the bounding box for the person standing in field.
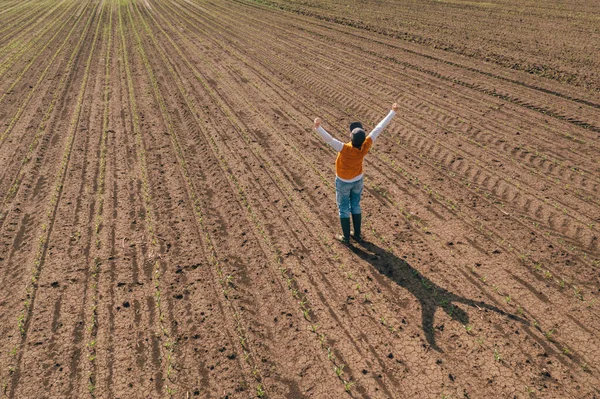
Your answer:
[313,103,398,245]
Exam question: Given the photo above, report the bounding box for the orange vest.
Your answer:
[335,137,373,180]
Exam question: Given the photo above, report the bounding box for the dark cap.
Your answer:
[349,121,363,132]
[351,128,366,149]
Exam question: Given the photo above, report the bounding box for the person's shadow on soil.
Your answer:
[352,240,528,352]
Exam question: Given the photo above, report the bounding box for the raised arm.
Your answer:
[368,103,398,142]
[313,117,344,152]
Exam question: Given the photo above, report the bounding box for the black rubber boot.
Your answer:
[336,217,351,245]
[351,213,363,242]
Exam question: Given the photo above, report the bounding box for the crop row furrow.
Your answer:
[181,0,599,324]
[322,33,600,171]
[246,0,600,104]
[387,87,600,205]
[149,1,520,396]
[129,1,329,395]
[0,0,44,17]
[0,9,98,361]
[270,20,594,276]
[0,1,80,108]
[3,1,597,397]
[79,4,114,395]
[207,0,600,228]
[157,0,596,394]
[2,2,104,395]
[181,0,600,293]
[0,1,95,234]
[23,4,112,394]
[0,0,96,306]
[0,0,74,83]
[186,1,600,370]
[0,0,36,20]
[333,19,600,122]
[164,0,449,340]
[390,119,600,251]
[0,0,57,42]
[382,127,600,269]
[304,67,600,293]
[256,2,600,199]
[90,6,160,394]
[130,3,333,395]
[0,0,55,44]
[116,2,181,395]
[134,1,405,394]
[240,5,600,191]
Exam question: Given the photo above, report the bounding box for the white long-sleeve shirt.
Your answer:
[314,110,396,182]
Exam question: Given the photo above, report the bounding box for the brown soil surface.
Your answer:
[0,0,599,398]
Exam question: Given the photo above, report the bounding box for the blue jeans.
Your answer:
[336,177,364,218]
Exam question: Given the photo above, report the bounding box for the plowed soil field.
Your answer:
[0,0,599,398]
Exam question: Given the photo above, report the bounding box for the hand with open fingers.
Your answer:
[392,103,399,112]
[314,117,322,129]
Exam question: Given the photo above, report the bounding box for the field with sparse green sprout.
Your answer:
[0,0,599,398]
